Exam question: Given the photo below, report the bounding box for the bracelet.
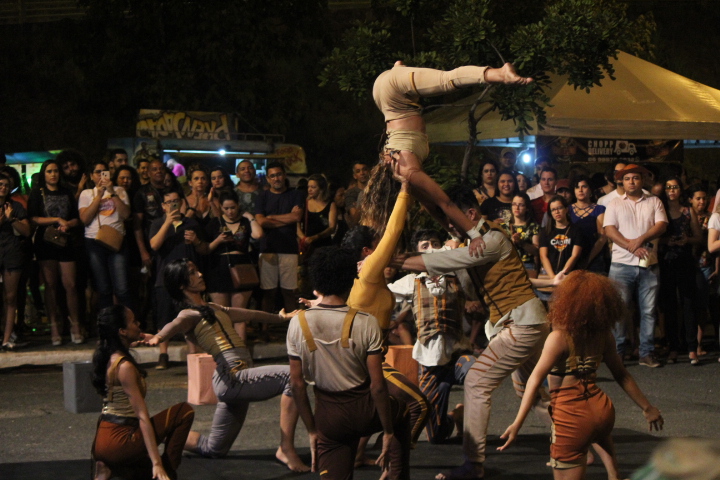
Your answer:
[250,217,256,222]
[186,207,196,212]
[110,194,118,198]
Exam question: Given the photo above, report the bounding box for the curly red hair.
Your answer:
[547,270,625,347]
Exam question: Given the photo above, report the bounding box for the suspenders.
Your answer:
[297,308,358,352]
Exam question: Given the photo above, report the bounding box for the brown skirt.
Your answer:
[92,402,194,479]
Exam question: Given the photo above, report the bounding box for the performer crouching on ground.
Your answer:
[498,270,664,480]
[146,259,309,472]
[364,61,533,256]
[288,245,412,480]
[91,305,194,480]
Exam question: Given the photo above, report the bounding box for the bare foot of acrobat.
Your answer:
[276,446,310,472]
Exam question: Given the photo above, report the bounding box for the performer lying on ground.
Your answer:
[91,305,194,480]
[288,245,413,480]
[390,187,563,480]
[146,259,309,472]
[498,270,664,480]
[363,61,533,256]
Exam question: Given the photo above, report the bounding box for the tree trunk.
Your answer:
[461,86,493,181]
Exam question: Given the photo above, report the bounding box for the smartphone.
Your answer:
[101,171,110,181]
[168,200,180,211]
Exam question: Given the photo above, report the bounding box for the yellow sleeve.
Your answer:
[361,192,410,284]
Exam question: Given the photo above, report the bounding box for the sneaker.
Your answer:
[639,355,661,368]
[156,353,170,370]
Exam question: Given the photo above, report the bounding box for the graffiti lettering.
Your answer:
[136,110,232,140]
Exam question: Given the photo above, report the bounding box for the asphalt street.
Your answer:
[1,350,718,479]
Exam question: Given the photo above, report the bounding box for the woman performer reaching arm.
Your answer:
[145,259,309,472]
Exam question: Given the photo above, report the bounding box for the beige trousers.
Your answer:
[463,322,550,463]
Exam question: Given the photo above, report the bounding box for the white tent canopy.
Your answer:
[425,51,720,143]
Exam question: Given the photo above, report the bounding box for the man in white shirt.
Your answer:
[603,164,668,368]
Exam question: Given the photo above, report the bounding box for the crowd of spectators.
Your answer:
[0,147,718,373]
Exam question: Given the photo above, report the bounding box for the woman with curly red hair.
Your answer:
[498,270,664,480]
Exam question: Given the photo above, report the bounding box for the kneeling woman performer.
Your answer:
[146,259,309,472]
[498,270,664,480]
[91,306,194,480]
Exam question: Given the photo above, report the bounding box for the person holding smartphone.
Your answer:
[79,161,134,315]
[148,189,209,369]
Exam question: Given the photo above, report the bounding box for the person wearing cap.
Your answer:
[555,179,573,204]
[531,167,558,225]
[499,148,518,173]
[597,161,649,207]
[603,164,668,368]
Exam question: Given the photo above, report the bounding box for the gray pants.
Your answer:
[463,323,550,463]
[196,364,292,457]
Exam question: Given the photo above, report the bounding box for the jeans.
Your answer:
[86,238,135,314]
[608,262,659,358]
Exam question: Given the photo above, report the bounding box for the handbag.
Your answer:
[40,189,69,247]
[229,263,259,291]
[44,225,68,247]
[223,218,259,290]
[94,190,124,253]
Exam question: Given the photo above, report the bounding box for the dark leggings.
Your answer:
[660,254,700,352]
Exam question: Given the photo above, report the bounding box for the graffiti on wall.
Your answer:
[136,110,238,140]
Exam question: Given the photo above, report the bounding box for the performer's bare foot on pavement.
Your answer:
[436,460,484,480]
[276,446,310,472]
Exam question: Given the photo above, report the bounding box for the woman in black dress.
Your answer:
[204,190,263,341]
[28,159,83,345]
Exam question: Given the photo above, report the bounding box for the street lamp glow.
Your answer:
[219,150,226,156]
[522,153,532,164]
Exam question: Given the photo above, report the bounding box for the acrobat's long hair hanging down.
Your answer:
[359,155,401,237]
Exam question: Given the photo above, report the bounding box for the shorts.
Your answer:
[549,382,615,469]
[259,253,298,290]
[385,129,430,162]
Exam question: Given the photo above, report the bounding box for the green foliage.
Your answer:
[319,0,657,139]
[318,21,394,103]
